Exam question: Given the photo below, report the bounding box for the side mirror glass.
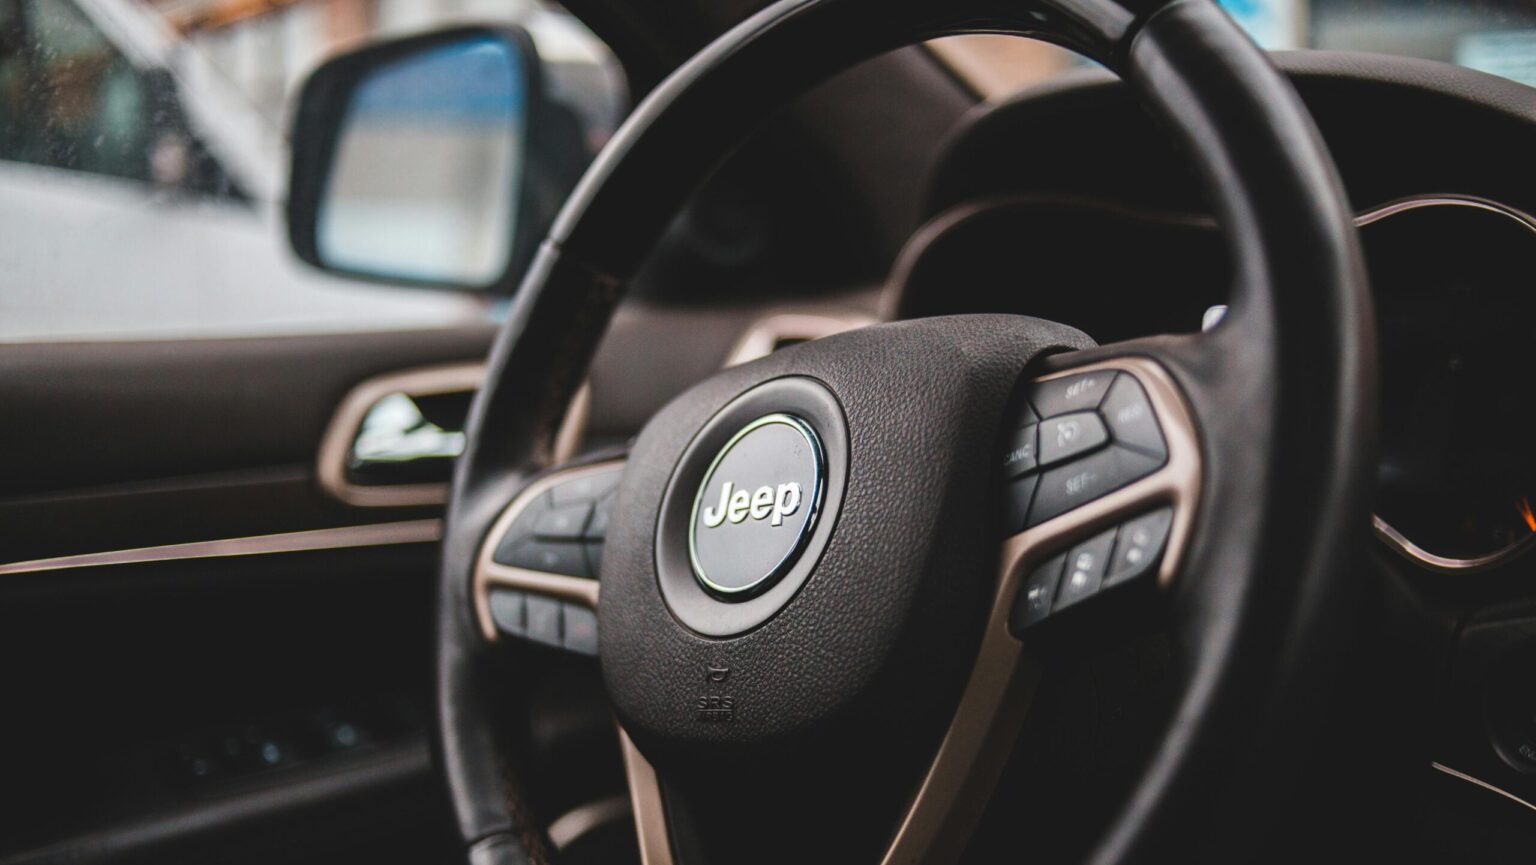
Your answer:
[288,27,546,292]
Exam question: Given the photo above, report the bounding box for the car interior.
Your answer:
[5,0,1536,863]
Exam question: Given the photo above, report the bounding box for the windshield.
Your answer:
[935,0,1536,98]
[1227,0,1536,84]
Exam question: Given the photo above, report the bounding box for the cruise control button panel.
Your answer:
[492,466,623,576]
[1008,506,1175,638]
[486,588,598,656]
[481,464,622,655]
[998,369,1169,535]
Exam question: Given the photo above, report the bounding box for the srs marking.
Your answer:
[698,665,736,723]
[696,695,736,723]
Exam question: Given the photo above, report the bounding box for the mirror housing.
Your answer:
[287,26,570,293]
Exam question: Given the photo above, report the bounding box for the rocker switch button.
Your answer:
[1100,374,1166,459]
[1002,424,1039,478]
[1054,529,1116,610]
[1031,372,1115,418]
[1037,411,1109,466]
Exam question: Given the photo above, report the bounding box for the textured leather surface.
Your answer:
[601,315,1092,762]
[437,245,621,854]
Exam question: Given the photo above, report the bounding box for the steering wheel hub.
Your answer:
[687,411,825,598]
[601,318,1093,769]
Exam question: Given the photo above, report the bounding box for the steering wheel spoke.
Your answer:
[472,459,625,653]
[872,347,1206,863]
[999,351,1202,640]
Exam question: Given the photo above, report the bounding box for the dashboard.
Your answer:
[885,53,1536,580]
[848,52,1536,849]
[1365,199,1536,571]
[890,191,1536,573]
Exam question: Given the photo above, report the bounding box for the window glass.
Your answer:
[0,0,153,181]
[934,0,1536,98]
[0,0,622,343]
[1234,0,1536,86]
[0,0,244,196]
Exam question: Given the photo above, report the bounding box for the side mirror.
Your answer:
[288,27,563,292]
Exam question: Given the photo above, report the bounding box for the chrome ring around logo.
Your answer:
[688,413,824,597]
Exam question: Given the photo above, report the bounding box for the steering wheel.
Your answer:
[435,0,1375,862]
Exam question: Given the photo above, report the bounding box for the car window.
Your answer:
[1235,0,1536,79]
[0,0,243,197]
[0,0,622,343]
[934,0,1536,97]
[0,0,152,182]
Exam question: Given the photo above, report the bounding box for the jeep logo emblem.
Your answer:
[689,414,823,596]
[699,480,802,528]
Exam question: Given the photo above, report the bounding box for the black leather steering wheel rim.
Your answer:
[436,0,1375,862]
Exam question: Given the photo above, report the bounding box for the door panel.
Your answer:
[0,325,494,562]
[0,543,447,865]
[0,325,494,863]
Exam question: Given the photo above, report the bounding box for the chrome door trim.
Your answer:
[317,363,483,507]
[317,363,590,507]
[0,520,442,576]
